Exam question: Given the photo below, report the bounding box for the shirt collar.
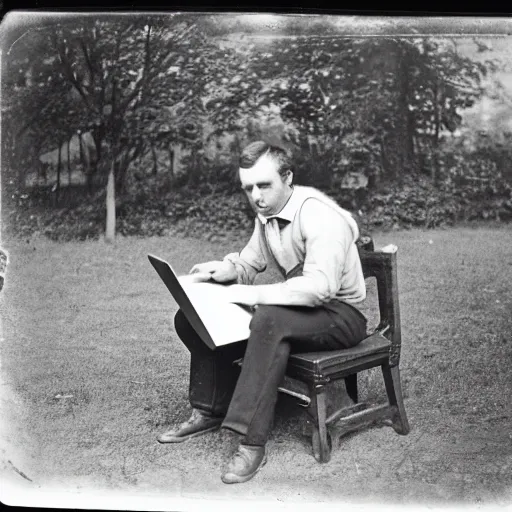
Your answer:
[257,187,301,225]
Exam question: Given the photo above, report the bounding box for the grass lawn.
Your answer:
[1,225,511,508]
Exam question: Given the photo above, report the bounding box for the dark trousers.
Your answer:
[174,300,367,446]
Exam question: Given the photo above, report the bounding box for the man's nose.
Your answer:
[251,186,261,202]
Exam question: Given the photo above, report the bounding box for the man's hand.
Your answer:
[189,260,238,283]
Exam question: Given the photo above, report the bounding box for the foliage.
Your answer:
[205,35,490,188]
[357,174,512,230]
[3,15,234,195]
[2,14,511,242]
[5,168,511,243]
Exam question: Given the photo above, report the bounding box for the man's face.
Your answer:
[239,155,293,217]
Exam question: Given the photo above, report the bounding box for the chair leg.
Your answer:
[344,373,358,404]
[381,364,410,435]
[309,385,331,463]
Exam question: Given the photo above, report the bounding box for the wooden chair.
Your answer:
[279,242,410,462]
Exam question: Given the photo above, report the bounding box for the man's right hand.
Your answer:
[189,260,238,283]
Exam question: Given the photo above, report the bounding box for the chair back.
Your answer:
[359,247,402,365]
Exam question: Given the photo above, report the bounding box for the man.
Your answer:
[157,141,368,484]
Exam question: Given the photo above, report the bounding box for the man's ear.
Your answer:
[286,171,293,186]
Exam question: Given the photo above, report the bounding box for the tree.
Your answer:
[11,14,220,241]
[207,34,490,190]
[4,15,503,241]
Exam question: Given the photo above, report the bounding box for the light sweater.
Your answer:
[224,185,366,307]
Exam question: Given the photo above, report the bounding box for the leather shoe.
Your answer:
[157,409,222,443]
[221,444,267,484]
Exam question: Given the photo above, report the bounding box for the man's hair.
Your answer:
[239,140,292,180]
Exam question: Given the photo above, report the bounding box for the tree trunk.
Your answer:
[406,110,416,172]
[105,159,116,243]
[42,163,48,185]
[168,146,175,185]
[87,172,94,195]
[78,132,91,192]
[115,137,143,196]
[187,148,202,187]
[11,134,30,192]
[67,137,72,189]
[56,142,62,206]
[379,137,391,178]
[396,43,413,181]
[432,78,441,186]
[151,145,158,175]
[117,159,130,196]
[78,132,84,167]
[90,126,104,195]
[84,132,95,195]
[115,155,126,195]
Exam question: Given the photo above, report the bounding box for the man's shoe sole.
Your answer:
[221,455,268,484]
[156,424,221,444]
